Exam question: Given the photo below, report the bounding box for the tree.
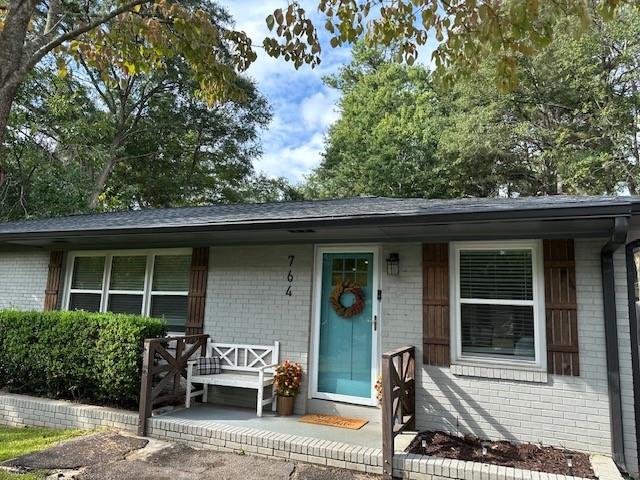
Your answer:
[100,74,271,209]
[309,9,640,199]
[305,45,497,199]
[0,0,256,146]
[0,53,271,219]
[450,11,639,195]
[60,3,268,208]
[235,174,304,203]
[0,68,101,220]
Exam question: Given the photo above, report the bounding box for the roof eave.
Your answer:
[0,203,632,243]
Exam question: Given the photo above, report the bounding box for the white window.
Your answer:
[64,249,192,332]
[149,255,191,332]
[450,241,545,369]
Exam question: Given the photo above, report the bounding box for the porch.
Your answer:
[138,336,416,479]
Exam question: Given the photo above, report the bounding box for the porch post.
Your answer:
[381,353,394,480]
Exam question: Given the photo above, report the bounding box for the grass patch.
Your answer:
[0,426,85,463]
[0,426,85,479]
[0,472,44,480]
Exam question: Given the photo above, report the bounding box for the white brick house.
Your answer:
[1,196,640,477]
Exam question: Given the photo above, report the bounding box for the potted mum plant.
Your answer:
[274,360,302,416]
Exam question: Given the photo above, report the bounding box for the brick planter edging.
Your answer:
[392,452,617,480]
[0,392,137,432]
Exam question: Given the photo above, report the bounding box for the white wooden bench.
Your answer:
[186,340,280,417]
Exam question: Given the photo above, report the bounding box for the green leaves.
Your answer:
[306,7,640,200]
[262,3,321,69]
[263,0,631,89]
[59,1,259,106]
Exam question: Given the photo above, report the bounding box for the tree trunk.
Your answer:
[0,0,40,145]
[0,82,20,145]
[88,155,120,209]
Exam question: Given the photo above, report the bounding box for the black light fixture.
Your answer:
[386,253,400,276]
[481,440,490,458]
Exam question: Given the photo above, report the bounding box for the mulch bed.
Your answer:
[408,431,595,479]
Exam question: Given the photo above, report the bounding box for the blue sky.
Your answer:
[225,1,352,184]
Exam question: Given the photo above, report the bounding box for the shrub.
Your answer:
[0,310,166,408]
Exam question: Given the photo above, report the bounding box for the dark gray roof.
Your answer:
[0,196,635,238]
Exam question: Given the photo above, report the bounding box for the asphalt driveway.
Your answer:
[1,431,380,480]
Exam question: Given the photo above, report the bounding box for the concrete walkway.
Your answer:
[1,431,381,480]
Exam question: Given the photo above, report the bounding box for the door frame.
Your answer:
[309,244,381,407]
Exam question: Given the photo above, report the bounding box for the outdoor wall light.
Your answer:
[566,453,573,469]
[386,253,400,276]
[481,441,490,457]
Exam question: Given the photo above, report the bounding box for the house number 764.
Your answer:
[286,255,295,296]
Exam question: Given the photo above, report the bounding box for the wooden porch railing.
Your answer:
[381,345,416,480]
[138,334,209,435]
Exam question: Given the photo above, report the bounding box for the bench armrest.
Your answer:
[187,360,198,376]
[257,363,278,372]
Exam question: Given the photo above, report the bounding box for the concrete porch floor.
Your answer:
[155,404,383,449]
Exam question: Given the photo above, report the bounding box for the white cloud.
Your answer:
[224,1,347,184]
[301,88,341,129]
[257,132,326,182]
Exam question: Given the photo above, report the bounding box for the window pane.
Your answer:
[461,304,535,359]
[107,294,143,314]
[460,249,533,300]
[69,293,101,312]
[71,256,105,289]
[152,255,191,291]
[151,295,188,332]
[344,259,355,271]
[110,256,146,291]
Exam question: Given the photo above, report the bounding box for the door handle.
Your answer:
[373,315,377,331]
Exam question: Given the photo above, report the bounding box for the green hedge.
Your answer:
[0,310,166,408]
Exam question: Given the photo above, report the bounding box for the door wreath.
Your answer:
[330,280,365,318]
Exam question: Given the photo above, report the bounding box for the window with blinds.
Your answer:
[108,255,146,315]
[68,256,105,312]
[454,244,540,363]
[150,255,191,332]
[65,250,192,332]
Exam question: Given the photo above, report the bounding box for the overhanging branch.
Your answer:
[27,0,155,70]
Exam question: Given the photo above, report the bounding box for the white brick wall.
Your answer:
[381,240,638,476]
[203,244,313,413]
[0,250,49,310]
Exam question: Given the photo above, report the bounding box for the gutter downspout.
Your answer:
[601,216,629,471]
[625,239,640,477]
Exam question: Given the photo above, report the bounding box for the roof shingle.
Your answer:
[0,195,633,236]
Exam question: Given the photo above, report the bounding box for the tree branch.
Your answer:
[27,0,155,70]
[76,53,117,114]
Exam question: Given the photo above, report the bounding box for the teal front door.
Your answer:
[316,251,376,401]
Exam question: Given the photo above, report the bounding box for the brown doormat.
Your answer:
[298,414,368,430]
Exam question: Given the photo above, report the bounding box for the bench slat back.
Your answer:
[207,341,279,373]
